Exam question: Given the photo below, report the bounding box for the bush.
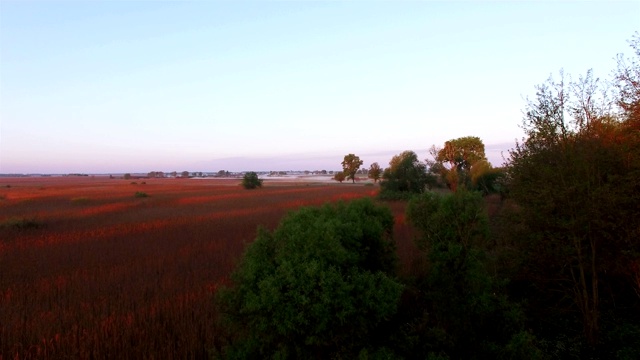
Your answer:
[241,172,263,189]
[70,197,90,204]
[0,217,43,230]
[215,198,403,358]
[134,191,149,198]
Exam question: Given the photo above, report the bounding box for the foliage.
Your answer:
[70,197,90,204]
[368,162,383,183]
[379,151,428,198]
[215,198,403,359]
[342,153,364,183]
[506,37,640,351]
[134,191,149,198]
[469,161,506,196]
[430,136,487,192]
[404,190,540,358]
[241,172,263,189]
[333,171,346,183]
[615,32,640,125]
[0,217,43,230]
[123,173,132,180]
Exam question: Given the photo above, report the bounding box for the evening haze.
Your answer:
[1,1,638,174]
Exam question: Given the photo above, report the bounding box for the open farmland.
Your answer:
[0,177,418,359]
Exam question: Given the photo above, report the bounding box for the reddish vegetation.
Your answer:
[0,177,417,359]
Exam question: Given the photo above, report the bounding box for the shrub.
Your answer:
[0,217,43,230]
[134,191,149,198]
[241,172,263,189]
[70,197,90,204]
[215,198,403,358]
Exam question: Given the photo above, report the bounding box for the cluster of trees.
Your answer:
[214,35,640,358]
[335,138,503,198]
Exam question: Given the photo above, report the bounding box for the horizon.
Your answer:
[2,1,638,173]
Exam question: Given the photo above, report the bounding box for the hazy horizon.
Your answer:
[2,1,638,173]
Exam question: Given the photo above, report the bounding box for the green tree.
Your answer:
[341,153,363,183]
[241,172,263,189]
[379,150,427,198]
[469,160,505,195]
[123,173,131,180]
[432,136,487,192]
[333,171,346,183]
[215,198,403,359]
[368,162,383,183]
[405,190,540,359]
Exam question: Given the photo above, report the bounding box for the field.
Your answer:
[0,177,418,359]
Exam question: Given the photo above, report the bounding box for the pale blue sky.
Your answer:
[1,1,638,173]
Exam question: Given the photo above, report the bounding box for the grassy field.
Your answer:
[0,177,418,359]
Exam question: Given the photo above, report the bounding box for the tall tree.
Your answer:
[507,64,640,349]
[368,162,383,183]
[434,136,487,192]
[379,150,428,197]
[341,154,363,183]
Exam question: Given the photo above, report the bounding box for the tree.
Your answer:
[241,172,263,189]
[368,162,383,183]
[215,198,403,358]
[432,136,487,192]
[469,160,505,195]
[123,173,131,180]
[405,190,540,358]
[181,171,190,178]
[507,62,640,350]
[333,171,346,183]
[615,32,640,127]
[341,154,363,183]
[379,150,427,198]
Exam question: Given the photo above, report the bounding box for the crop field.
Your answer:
[0,177,418,359]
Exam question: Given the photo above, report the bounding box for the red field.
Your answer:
[0,177,418,359]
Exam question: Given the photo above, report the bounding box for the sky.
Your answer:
[1,1,638,174]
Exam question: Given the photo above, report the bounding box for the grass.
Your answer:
[0,177,394,359]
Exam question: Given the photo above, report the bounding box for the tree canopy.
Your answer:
[379,150,428,198]
[341,154,363,183]
[215,198,402,358]
[505,34,640,351]
[368,162,382,183]
[241,172,263,189]
[431,136,488,192]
